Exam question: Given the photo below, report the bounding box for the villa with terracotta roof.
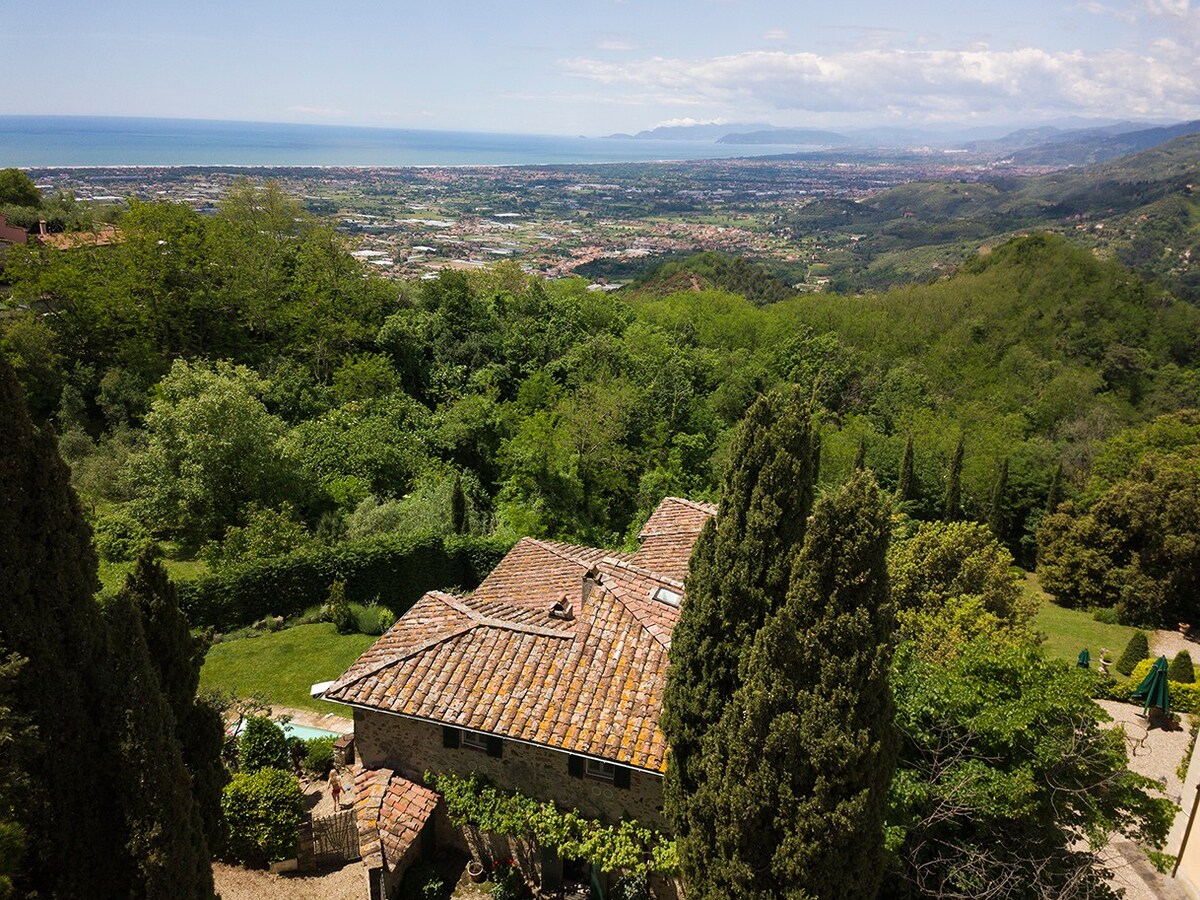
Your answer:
[322,496,716,898]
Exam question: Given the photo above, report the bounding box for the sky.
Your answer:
[2,0,1199,136]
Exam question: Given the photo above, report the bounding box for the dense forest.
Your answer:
[2,167,1198,899]
[1,175,1198,626]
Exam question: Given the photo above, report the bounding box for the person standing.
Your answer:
[328,768,343,808]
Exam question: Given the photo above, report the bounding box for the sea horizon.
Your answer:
[0,114,822,168]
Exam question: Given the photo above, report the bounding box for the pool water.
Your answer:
[282,722,343,741]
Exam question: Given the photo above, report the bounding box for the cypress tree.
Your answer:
[0,650,29,900]
[811,431,823,486]
[854,435,868,471]
[1170,650,1195,684]
[101,592,215,898]
[662,387,816,874]
[1116,631,1150,677]
[896,435,915,504]
[1045,460,1064,514]
[693,472,897,899]
[988,457,1009,541]
[121,554,227,848]
[0,353,127,897]
[943,435,964,521]
[0,355,215,898]
[450,473,467,535]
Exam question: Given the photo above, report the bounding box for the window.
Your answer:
[585,759,617,783]
[568,755,631,788]
[443,726,503,757]
[462,731,490,753]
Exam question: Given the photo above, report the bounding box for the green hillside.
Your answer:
[780,133,1200,297]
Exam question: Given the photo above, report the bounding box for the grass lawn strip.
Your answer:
[200,623,375,715]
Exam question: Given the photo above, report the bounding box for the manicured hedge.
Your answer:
[1116,657,1200,714]
[177,531,513,630]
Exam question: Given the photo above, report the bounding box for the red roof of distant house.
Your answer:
[325,498,717,773]
[34,223,120,250]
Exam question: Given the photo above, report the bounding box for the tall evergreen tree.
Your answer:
[896,435,915,504]
[0,355,215,898]
[854,435,868,471]
[1045,460,1063,513]
[943,434,964,521]
[0,353,126,896]
[690,472,897,899]
[101,592,215,898]
[121,554,227,849]
[0,650,29,900]
[988,457,1010,541]
[661,387,817,873]
[450,473,467,535]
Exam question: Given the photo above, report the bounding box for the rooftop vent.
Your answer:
[550,594,575,621]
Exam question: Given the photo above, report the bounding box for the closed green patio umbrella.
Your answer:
[1131,655,1171,716]
[1077,649,1090,668]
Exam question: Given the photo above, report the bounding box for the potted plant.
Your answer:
[467,860,486,883]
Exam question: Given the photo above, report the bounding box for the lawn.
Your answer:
[199,623,376,716]
[1028,574,1138,670]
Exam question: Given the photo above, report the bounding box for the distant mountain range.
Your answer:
[774,131,1200,298]
[604,119,1200,166]
[717,128,851,145]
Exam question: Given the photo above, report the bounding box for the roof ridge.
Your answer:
[662,496,719,514]
[597,556,686,590]
[527,536,605,566]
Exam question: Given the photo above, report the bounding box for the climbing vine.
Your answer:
[426,772,679,876]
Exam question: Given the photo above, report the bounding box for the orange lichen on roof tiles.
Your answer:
[325,498,715,773]
[354,766,440,870]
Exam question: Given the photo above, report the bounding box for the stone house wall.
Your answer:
[354,707,668,831]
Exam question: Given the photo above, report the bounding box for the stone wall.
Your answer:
[354,708,668,831]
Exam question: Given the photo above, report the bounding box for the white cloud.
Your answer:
[1144,0,1190,15]
[653,116,730,127]
[561,44,1200,121]
[762,28,789,41]
[596,38,636,51]
[1075,0,1138,22]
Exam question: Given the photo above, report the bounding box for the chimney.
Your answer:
[38,220,47,236]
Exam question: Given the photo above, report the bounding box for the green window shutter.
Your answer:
[568,755,584,778]
[442,726,461,749]
[487,736,503,758]
[613,766,631,790]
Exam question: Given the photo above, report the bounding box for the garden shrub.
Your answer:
[176,532,512,630]
[238,716,289,772]
[303,736,335,776]
[221,767,303,867]
[1117,658,1200,713]
[346,600,392,635]
[1170,650,1195,684]
[323,580,353,635]
[1091,607,1120,625]
[93,512,153,562]
[1116,631,1150,676]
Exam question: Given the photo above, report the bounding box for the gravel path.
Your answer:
[1151,629,1200,665]
[1096,700,1194,899]
[213,861,366,900]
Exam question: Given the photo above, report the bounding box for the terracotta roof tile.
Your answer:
[326,498,715,773]
[354,766,440,870]
[631,497,716,583]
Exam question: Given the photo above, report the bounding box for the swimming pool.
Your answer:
[228,719,345,742]
[282,722,343,741]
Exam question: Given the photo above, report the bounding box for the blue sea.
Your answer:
[0,116,815,168]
